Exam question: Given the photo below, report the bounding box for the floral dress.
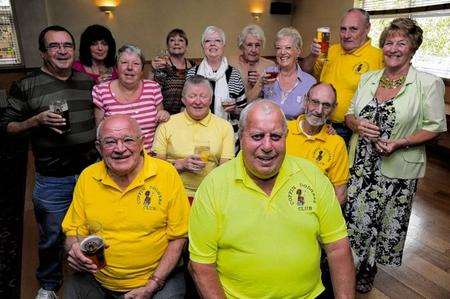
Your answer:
[344,98,418,273]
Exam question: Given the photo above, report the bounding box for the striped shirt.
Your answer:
[93,79,163,151]
[0,69,97,177]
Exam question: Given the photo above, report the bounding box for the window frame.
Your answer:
[0,0,24,69]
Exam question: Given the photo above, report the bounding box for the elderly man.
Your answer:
[304,8,383,143]
[0,25,97,299]
[152,75,234,200]
[62,114,190,298]
[286,82,348,204]
[189,100,355,298]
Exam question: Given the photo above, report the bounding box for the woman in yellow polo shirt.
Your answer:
[344,18,447,294]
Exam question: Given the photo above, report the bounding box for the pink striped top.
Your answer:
[92,79,163,151]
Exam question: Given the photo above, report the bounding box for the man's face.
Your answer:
[182,83,212,121]
[241,105,286,181]
[97,117,143,177]
[41,30,75,73]
[339,11,370,52]
[242,34,262,63]
[305,85,336,127]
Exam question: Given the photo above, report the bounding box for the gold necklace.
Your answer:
[379,75,406,89]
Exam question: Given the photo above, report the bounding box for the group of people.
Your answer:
[0,6,447,299]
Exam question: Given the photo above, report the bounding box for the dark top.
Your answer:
[0,69,97,177]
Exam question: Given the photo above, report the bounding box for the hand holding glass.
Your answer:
[49,99,71,133]
[76,221,106,269]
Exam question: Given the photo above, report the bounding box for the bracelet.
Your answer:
[150,275,165,290]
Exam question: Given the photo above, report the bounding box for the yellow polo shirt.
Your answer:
[152,111,234,197]
[314,39,384,122]
[286,115,349,186]
[189,153,347,298]
[62,154,190,291]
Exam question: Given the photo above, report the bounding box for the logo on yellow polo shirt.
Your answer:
[313,148,331,166]
[137,186,162,210]
[353,61,369,75]
[288,183,317,211]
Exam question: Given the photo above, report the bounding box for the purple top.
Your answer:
[263,65,316,120]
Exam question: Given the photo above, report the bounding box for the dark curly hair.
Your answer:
[79,24,116,67]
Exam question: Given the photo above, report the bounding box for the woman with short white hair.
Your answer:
[186,26,246,139]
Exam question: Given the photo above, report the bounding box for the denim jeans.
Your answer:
[32,173,78,291]
[64,267,186,299]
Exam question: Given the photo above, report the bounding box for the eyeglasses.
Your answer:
[308,98,334,112]
[204,39,223,46]
[98,135,142,149]
[46,42,75,52]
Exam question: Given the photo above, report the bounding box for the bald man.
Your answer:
[189,100,355,298]
[62,115,190,299]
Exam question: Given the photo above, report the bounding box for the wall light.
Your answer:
[249,0,264,22]
[93,0,121,16]
[251,12,262,21]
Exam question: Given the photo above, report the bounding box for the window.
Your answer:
[355,1,450,78]
[0,0,22,66]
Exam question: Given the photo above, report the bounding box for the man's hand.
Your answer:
[35,110,67,134]
[175,155,206,173]
[124,281,158,299]
[310,38,321,57]
[67,242,98,273]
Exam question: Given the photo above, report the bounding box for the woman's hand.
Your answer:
[151,57,168,70]
[356,118,380,141]
[156,110,170,123]
[374,138,403,156]
[261,73,277,85]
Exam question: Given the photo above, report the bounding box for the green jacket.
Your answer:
[347,66,447,179]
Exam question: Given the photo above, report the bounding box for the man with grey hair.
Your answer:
[62,114,190,298]
[152,75,234,202]
[189,100,355,298]
[303,8,383,143]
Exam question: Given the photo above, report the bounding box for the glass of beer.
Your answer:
[316,27,330,59]
[49,99,71,134]
[194,142,210,163]
[264,67,279,98]
[221,98,236,111]
[77,221,107,269]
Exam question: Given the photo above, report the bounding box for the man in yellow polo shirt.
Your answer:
[152,75,234,200]
[287,82,348,204]
[62,115,190,298]
[189,100,355,298]
[304,8,384,143]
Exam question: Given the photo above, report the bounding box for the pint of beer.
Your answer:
[49,99,71,134]
[316,27,330,59]
[80,235,106,269]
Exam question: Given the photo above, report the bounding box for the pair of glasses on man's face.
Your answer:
[46,42,75,52]
[98,135,142,149]
[308,98,333,112]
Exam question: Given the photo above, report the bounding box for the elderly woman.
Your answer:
[344,18,447,293]
[263,27,316,120]
[93,44,169,153]
[73,24,118,83]
[186,26,246,136]
[152,75,234,200]
[228,24,275,101]
[150,28,195,114]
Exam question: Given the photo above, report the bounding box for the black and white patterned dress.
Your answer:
[344,98,418,271]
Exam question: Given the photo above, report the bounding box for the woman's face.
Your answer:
[167,34,187,56]
[202,31,224,60]
[383,32,414,70]
[90,40,109,62]
[117,51,143,86]
[275,36,300,69]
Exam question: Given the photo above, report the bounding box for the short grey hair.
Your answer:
[201,26,226,46]
[238,99,287,137]
[96,115,142,140]
[276,27,303,51]
[117,44,145,69]
[182,75,213,98]
[346,8,371,26]
[237,24,266,49]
